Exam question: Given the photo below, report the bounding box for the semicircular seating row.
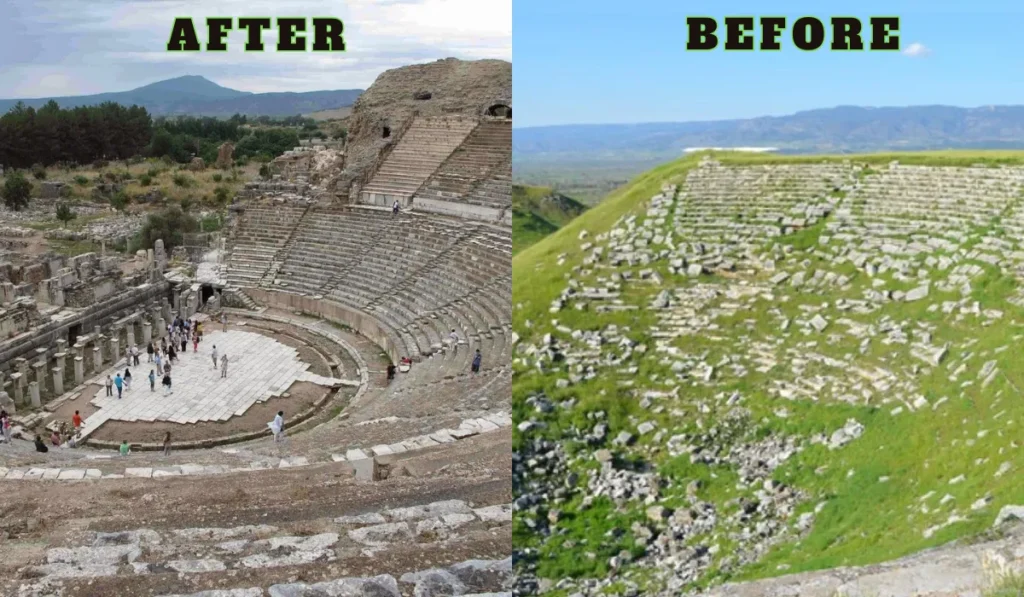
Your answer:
[226,206,512,370]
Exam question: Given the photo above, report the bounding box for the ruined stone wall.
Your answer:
[334,58,511,200]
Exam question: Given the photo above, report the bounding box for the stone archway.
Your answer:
[486,104,511,119]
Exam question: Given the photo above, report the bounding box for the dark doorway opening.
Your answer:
[382,126,391,138]
[486,104,511,119]
[68,323,82,347]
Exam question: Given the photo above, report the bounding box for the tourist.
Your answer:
[132,345,140,366]
[193,332,199,352]
[392,199,400,215]
[148,369,156,392]
[147,341,154,362]
[197,321,203,341]
[105,375,113,397]
[269,410,285,443]
[2,416,10,444]
[448,329,459,354]
[113,373,123,399]
[220,353,228,378]
[386,363,396,383]
[168,344,177,363]
[162,372,172,395]
[123,368,132,391]
[119,440,130,457]
[472,349,482,373]
[72,410,82,432]
[211,344,218,369]
[181,335,187,354]
[34,434,48,453]
[154,351,162,372]
[125,346,132,367]
[399,356,412,373]
[51,430,61,446]
[221,312,227,332]
[0,410,8,444]
[162,431,171,456]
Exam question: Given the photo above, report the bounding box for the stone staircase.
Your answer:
[359,116,478,206]
[413,120,512,205]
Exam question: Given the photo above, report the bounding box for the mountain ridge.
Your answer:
[0,75,362,117]
[513,104,1024,158]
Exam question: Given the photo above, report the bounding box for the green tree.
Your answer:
[137,206,199,251]
[2,171,32,211]
[110,190,130,214]
[55,202,77,227]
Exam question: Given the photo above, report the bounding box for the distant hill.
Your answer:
[0,75,363,117]
[513,105,1024,162]
[512,184,587,255]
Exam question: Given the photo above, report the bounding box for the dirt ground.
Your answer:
[45,322,344,446]
[87,380,330,445]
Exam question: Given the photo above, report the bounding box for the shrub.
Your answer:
[55,202,77,227]
[172,173,192,188]
[2,171,32,211]
[110,190,130,213]
[103,171,118,182]
[139,175,152,186]
[147,166,161,178]
[138,206,199,251]
[212,173,222,182]
[30,164,46,180]
[213,186,230,204]
[73,175,89,186]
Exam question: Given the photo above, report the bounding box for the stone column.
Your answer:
[55,352,66,375]
[155,316,166,339]
[28,381,40,408]
[10,373,23,406]
[93,346,103,371]
[142,321,152,343]
[126,322,136,348]
[31,362,46,394]
[15,358,28,384]
[74,356,84,385]
[52,368,63,395]
[109,335,120,366]
[56,338,68,356]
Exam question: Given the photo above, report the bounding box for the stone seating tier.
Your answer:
[361,116,479,200]
[414,121,512,202]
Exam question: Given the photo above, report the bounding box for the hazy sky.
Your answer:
[0,0,511,97]
[514,0,1024,127]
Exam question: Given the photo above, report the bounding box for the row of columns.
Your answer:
[2,296,178,409]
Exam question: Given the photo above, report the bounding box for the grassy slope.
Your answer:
[511,184,588,255]
[513,149,1024,591]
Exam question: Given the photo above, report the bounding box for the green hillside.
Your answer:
[511,184,587,255]
[512,150,1024,595]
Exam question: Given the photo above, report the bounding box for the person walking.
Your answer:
[162,432,171,456]
[2,415,11,444]
[211,345,218,369]
[471,348,482,374]
[162,372,172,395]
[448,329,459,354]
[149,369,156,392]
[392,199,400,215]
[221,312,227,332]
[105,375,113,397]
[269,411,285,443]
[119,440,130,457]
[123,368,132,391]
[154,351,162,372]
[193,332,199,353]
[72,410,82,433]
[132,345,140,366]
[113,373,123,398]
[386,363,396,384]
[147,341,154,362]
[220,353,228,378]
[181,335,187,354]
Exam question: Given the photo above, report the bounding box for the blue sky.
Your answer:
[0,0,509,97]
[514,0,1024,127]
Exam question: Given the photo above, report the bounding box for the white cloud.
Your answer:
[902,42,932,57]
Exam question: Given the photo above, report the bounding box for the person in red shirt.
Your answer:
[72,410,82,430]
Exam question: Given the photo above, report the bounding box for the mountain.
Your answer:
[513,105,1024,161]
[0,75,363,117]
[511,184,588,255]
